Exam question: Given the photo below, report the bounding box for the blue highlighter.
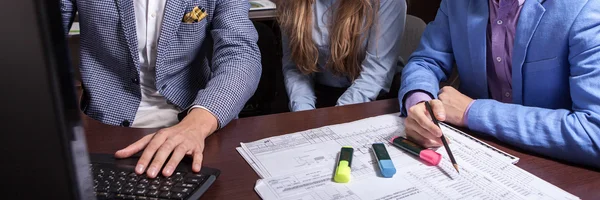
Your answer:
[372,143,396,178]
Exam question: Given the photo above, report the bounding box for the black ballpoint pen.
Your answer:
[424,101,459,173]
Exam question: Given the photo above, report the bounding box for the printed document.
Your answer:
[237,113,578,200]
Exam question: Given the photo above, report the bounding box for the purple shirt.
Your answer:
[405,0,525,126]
[486,0,524,103]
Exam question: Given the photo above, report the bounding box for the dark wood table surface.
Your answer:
[84,99,600,199]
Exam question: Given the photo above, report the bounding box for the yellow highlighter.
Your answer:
[334,146,353,183]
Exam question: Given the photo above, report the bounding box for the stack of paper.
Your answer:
[69,22,80,36]
[249,0,276,11]
[237,113,579,200]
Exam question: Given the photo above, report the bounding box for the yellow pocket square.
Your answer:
[183,6,207,23]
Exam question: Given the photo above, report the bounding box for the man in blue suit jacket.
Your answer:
[399,0,600,168]
[61,0,261,177]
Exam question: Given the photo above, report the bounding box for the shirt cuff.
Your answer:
[404,91,433,111]
[463,100,475,127]
[189,105,218,120]
[292,102,316,112]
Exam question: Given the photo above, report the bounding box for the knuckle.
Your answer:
[148,156,161,164]
[414,119,424,127]
[157,129,171,136]
[143,134,154,140]
[408,105,416,114]
[165,159,178,167]
[170,133,182,139]
[168,136,181,144]
[193,146,204,154]
[416,116,428,125]
[176,134,189,142]
[438,93,448,100]
[149,163,160,169]
[409,104,423,113]
[151,157,164,164]
[432,141,443,148]
[423,141,436,148]
[137,158,149,165]
[176,144,189,152]
[161,141,176,150]
[139,156,153,165]
[146,142,161,151]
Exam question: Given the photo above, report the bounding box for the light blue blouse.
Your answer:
[282,0,407,111]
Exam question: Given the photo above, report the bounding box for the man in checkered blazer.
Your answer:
[61,0,261,178]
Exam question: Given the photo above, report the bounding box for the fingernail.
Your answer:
[194,164,201,171]
[437,112,446,119]
[136,164,144,174]
[164,166,173,176]
[148,166,158,177]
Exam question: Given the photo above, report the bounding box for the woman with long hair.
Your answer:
[279,0,406,111]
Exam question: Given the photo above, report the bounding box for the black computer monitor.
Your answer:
[0,0,94,199]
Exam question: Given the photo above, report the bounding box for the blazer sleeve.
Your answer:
[466,2,600,168]
[192,0,262,128]
[336,0,406,106]
[281,34,317,112]
[397,0,456,116]
[60,0,77,34]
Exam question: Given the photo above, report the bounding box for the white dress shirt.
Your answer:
[131,0,213,128]
[131,0,179,128]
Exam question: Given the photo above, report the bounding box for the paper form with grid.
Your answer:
[237,113,578,200]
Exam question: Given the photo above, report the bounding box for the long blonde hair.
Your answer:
[278,0,379,79]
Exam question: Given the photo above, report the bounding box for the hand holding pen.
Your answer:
[404,99,459,173]
[404,100,446,148]
[424,101,459,173]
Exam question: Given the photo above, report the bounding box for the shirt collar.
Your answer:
[493,0,526,6]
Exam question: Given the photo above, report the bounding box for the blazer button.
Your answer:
[121,120,130,127]
[131,78,139,84]
[161,84,167,90]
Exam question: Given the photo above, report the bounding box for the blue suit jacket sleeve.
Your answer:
[398,0,455,116]
[192,0,262,128]
[399,1,600,168]
[467,2,600,168]
[60,0,77,34]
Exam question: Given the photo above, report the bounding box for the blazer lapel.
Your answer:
[156,0,185,79]
[511,0,545,104]
[115,0,140,69]
[467,0,490,99]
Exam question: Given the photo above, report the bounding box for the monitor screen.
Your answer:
[0,0,94,199]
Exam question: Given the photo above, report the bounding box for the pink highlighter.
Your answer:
[389,136,442,166]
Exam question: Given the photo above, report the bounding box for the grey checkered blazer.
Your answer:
[60,0,261,128]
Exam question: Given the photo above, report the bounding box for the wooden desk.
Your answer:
[84,99,600,199]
